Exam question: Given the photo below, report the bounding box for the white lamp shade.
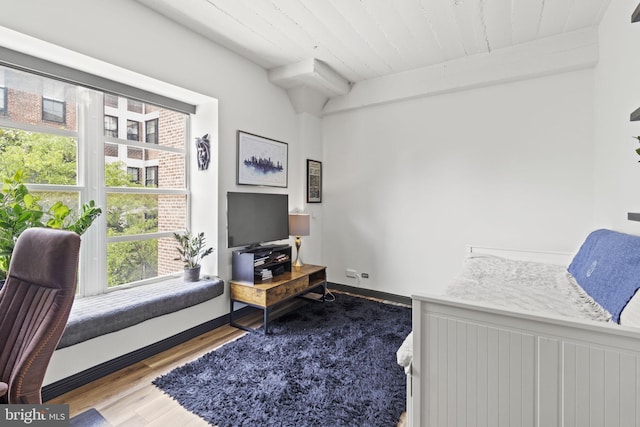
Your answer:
[289,213,310,236]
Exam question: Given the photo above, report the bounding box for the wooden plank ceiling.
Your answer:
[137,0,611,85]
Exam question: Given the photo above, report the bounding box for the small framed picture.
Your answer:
[307,159,322,203]
[237,131,288,187]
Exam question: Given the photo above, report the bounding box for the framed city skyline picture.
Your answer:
[237,130,288,187]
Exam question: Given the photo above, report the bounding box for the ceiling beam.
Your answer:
[268,58,350,116]
[324,26,599,115]
[268,58,350,97]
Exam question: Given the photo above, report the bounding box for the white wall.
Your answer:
[322,69,596,296]
[0,0,303,383]
[594,0,640,232]
[292,112,323,265]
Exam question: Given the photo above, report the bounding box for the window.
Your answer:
[127,120,140,141]
[127,167,141,184]
[104,115,118,138]
[104,143,118,157]
[127,146,143,160]
[42,97,66,123]
[41,80,68,124]
[104,93,118,108]
[127,99,143,113]
[145,166,158,187]
[1,64,190,295]
[145,119,158,144]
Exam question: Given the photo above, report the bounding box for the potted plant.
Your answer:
[0,170,102,280]
[173,229,214,282]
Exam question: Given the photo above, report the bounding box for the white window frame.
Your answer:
[0,80,191,297]
[0,32,219,294]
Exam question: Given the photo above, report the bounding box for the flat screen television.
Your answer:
[227,192,289,248]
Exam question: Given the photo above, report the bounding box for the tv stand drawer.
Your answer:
[265,275,309,306]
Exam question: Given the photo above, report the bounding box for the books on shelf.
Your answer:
[255,265,286,281]
[253,256,269,267]
[253,253,289,267]
[257,268,273,280]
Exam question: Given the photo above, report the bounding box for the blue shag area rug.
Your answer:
[153,293,411,427]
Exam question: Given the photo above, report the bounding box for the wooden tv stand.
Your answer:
[229,264,327,334]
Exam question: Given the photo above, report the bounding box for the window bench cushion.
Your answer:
[58,277,224,349]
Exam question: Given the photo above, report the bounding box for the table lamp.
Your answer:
[288,213,310,267]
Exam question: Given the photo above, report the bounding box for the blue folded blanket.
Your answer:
[568,229,640,323]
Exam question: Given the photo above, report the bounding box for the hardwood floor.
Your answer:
[47,295,408,426]
[48,323,246,426]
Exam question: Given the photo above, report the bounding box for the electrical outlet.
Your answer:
[361,273,369,278]
[346,269,357,278]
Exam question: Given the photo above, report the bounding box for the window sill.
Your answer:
[58,276,224,349]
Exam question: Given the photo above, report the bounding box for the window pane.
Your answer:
[0,128,77,185]
[107,236,183,288]
[0,65,77,132]
[107,193,158,236]
[105,145,185,189]
[157,194,187,232]
[32,191,81,221]
[106,193,186,236]
[107,239,158,287]
[158,236,185,276]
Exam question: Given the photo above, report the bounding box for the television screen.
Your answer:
[227,192,289,248]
